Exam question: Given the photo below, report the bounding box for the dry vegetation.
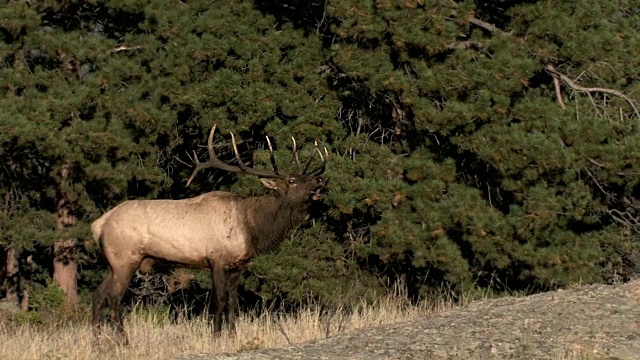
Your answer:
[0,284,621,360]
[0,291,444,360]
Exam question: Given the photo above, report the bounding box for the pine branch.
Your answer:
[446,40,484,50]
[546,65,640,119]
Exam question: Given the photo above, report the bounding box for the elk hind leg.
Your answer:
[106,262,140,338]
[93,269,114,327]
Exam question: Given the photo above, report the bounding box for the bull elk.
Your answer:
[91,125,327,338]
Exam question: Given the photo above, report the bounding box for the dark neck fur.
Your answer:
[242,195,309,256]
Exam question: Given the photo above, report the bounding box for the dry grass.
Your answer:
[0,291,608,360]
[0,292,446,360]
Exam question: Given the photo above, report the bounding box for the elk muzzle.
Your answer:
[311,177,327,201]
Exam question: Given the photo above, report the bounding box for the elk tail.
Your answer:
[91,209,115,247]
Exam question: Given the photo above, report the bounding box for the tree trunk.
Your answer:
[4,246,20,306]
[20,255,32,311]
[53,163,78,308]
[53,238,77,307]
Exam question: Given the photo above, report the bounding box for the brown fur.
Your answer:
[91,174,326,338]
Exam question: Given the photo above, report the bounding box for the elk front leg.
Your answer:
[226,269,241,333]
[209,262,227,334]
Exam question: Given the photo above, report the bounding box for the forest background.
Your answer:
[1,0,639,316]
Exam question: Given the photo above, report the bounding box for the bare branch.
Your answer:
[316,0,328,35]
[583,166,612,199]
[546,65,640,119]
[109,45,142,54]
[586,157,607,168]
[552,73,566,109]
[448,0,508,35]
[324,308,336,338]
[274,317,292,345]
[467,16,501,33]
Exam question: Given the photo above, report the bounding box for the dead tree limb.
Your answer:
[467,16,501,33]
[546,65,640,119]
[109,45,142,54]
[448,1,507,35]
[551,73,566,109]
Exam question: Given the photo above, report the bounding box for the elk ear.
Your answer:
[259,178,279,190]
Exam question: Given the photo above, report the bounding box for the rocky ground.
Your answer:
[178,280,640,359]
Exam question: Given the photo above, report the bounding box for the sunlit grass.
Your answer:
[0,288,611,360]
[0,290,445,360]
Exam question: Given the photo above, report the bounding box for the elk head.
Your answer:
[186,125,328,203]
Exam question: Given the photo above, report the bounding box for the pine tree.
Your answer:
[313,0,640,292]
[2,0,639,311]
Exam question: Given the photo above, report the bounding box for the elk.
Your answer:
[91,125,327,338]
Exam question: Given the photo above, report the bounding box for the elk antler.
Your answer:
[302,140,328,176]
[265,136,279,174]
[307,147,329,176]
[289,137,303,172]
[229,132,281,178]
[187,125,243,186]
[186,125,281,186]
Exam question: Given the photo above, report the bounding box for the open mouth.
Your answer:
[310,186,324,201]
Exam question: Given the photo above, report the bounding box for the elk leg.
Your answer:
[226,269,241,333]
[106,261,139,341]
[209,262,227,334]
[92,269,114,326]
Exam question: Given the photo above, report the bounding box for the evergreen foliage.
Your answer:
[1,0,639,310]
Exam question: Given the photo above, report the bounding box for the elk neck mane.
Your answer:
[241,194,310,256]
